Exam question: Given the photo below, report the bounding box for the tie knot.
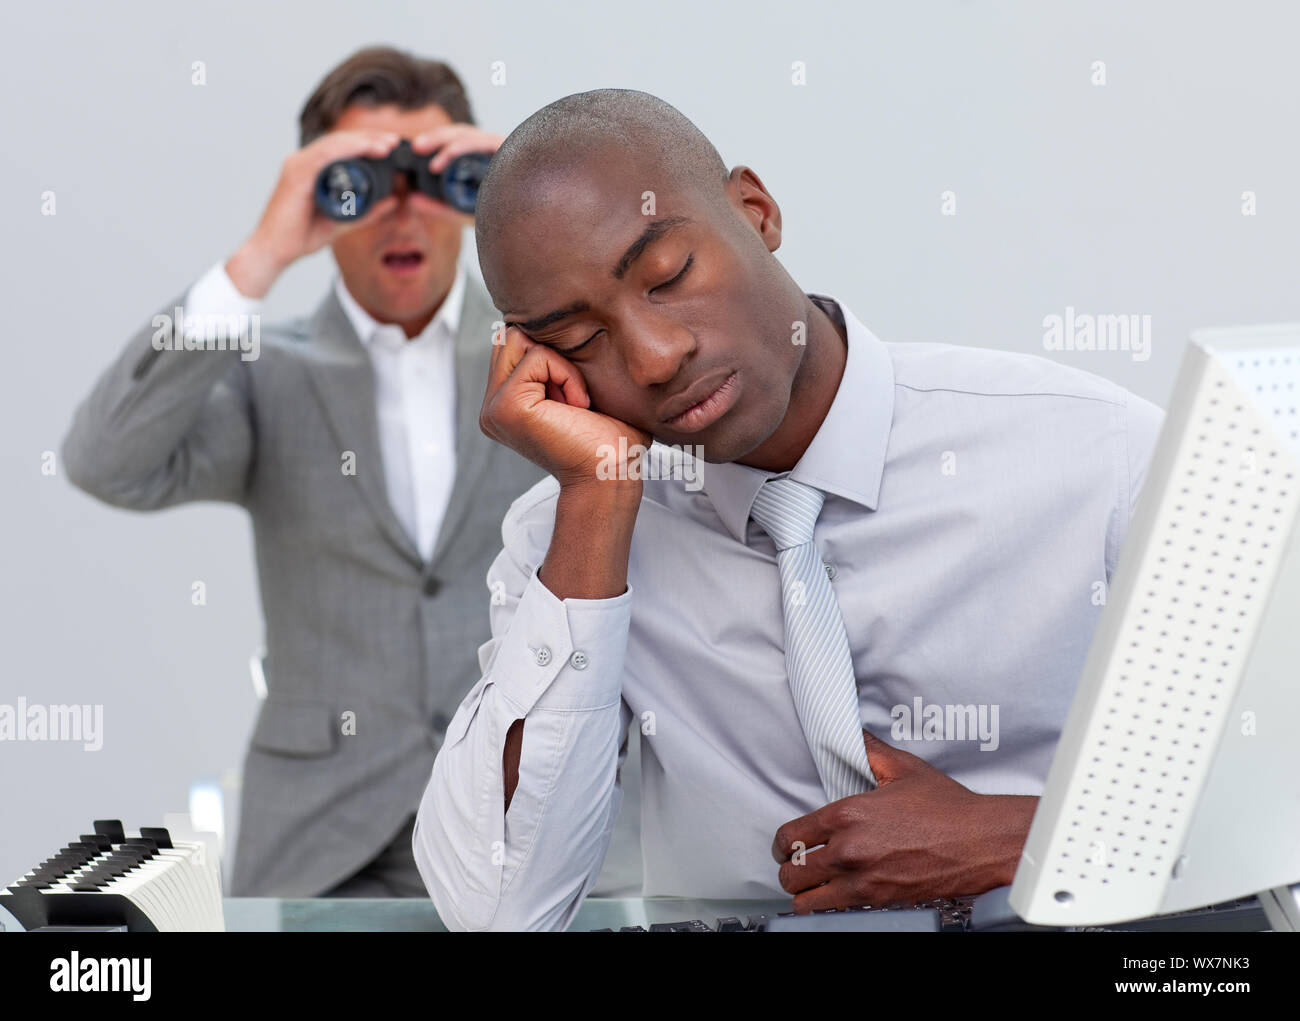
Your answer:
[749,476,825,551]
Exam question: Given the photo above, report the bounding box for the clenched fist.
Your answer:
[481,325,652,493]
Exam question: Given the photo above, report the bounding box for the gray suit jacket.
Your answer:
[62,273,548,896]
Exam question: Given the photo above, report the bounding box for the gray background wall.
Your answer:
[2,0,1296,888]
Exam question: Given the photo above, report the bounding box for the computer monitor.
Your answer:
[1010,324,1300,930]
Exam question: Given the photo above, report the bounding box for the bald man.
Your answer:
[412,89,1165,931]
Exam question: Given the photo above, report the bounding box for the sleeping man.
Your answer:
[412,88,1165,931]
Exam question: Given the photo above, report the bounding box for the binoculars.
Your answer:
[314,140,492,220]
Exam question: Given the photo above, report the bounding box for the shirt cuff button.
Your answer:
[534,645,552,666]
[569,650,589,670]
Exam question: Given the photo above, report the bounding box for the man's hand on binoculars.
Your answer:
[410,125,506,226]
[229,130,404,299]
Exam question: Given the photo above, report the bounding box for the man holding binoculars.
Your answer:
[61,47,553,898]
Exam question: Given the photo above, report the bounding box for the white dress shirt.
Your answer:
[412,293,1167,931]
[185,262,465,562]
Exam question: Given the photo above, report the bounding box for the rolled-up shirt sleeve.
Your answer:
[413,482,634,931]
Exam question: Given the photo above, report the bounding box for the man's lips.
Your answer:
[381,249,425,270]
[659,368,740,430]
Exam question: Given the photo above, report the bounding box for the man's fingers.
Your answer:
[410,125,459,153]
[863,727,936,786]
[412,125,504,170]
[505,341,592,410]
[487,319,518,375]
[307,129,401,169]
[777,843,837,894]
[482,328,531,442]
[488,325,530,386]
[791,879,861,915]
[427,135,503,172]
[771,807,835,864]
[548,353,592,409]
[486,328,594,431]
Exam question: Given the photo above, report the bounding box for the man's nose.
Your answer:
[621,317,697,388]
[388,174,423,222]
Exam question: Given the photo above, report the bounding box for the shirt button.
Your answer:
[569,650,589,670]
[534,645,552,666]
[422,576,441,597]
[823,560,837,580]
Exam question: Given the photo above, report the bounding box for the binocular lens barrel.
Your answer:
[315,161,377,220]
[441,153,492,213]
[314,145,491,220]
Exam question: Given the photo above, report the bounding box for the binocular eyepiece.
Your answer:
[314,140,492,220]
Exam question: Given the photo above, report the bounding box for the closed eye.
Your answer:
[556,329,602,355]
[652,254,693,293]
[513,325,600,356]
[532,254,695,355]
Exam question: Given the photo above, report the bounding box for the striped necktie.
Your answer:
[749,475,877,801]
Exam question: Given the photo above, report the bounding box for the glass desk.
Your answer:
[1,895,1272,931]
[221,897,794,932]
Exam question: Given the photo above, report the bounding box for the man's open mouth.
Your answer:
[382,249,425,269]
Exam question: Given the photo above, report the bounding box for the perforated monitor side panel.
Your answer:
[1164,333,1300,913]
[1218,340,1300,457]
[1012,336,1300,926]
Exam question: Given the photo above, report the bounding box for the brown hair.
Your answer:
[298,46,475,147]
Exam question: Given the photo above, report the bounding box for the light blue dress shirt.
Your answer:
[413,293,1166,930]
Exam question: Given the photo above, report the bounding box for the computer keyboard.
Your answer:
[591,889,1271,931]
[593,896,974,932]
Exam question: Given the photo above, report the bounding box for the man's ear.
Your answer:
[728,165,782,253]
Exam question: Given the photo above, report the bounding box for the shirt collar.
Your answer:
[333,261,467,347]
[700,293,895,544]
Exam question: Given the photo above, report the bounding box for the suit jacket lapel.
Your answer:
[302,288,423,567]
[427,279,498,573]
